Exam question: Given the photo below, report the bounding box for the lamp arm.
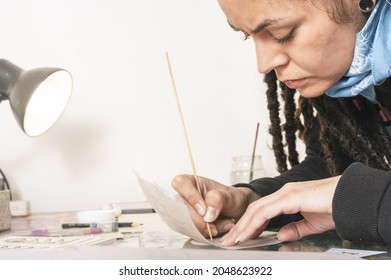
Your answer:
[0,59,23,101]
[0,168,11,200]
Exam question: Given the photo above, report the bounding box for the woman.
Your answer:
[172,0,391,246]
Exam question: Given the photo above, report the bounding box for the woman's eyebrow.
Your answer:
[227,18,283,34]
[250,19,282,34]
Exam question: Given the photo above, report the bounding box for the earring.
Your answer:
[359,0,376,13]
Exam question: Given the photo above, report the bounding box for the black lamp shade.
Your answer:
[0,59,72,137]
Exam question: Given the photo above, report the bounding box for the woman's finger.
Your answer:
[171,175,207,216]
[277,213,335,241]
[213,218,235,235]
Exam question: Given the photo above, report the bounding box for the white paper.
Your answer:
[0,233,122,250]
[136,174,282,249]
[326,248,387,258]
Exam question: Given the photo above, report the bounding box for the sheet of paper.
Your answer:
[0,233,122,250]
[136,174,282,249]
[326,248,387,258]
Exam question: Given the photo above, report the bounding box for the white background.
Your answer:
[1,260,388,279]
[0,0,284,213]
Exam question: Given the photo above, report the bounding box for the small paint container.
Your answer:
[90,221,119,233]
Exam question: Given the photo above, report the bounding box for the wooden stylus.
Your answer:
[165,52,214,242]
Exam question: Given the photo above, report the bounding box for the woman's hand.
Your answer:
[171,175,260,238]
[221,176,341,246]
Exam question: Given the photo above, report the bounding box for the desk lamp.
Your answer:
[0,59,72,230]
[0,59,72,137]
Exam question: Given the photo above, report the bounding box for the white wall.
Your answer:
[0,0,281,213]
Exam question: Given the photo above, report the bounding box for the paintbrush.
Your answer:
[165,52,214,241]
[249,122,260,182]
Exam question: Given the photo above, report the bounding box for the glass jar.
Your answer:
[230,155,266,185]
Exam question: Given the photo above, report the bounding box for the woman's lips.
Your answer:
[284,78,306,89]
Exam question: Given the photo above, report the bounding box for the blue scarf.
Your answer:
[326,0,391,101]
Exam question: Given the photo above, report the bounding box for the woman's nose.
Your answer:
[254,39,289,74]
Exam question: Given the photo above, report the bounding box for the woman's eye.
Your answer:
[274,29,295,44]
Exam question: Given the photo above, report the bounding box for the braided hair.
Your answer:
[264,71,391,176]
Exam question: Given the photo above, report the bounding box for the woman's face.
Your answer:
[217,0,365,97]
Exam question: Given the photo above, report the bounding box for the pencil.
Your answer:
[165,52,214,241]
[61,222,142,229]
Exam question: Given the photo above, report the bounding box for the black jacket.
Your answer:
[238,77,391,245]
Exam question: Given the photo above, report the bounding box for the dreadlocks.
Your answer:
[264,70,391,176]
